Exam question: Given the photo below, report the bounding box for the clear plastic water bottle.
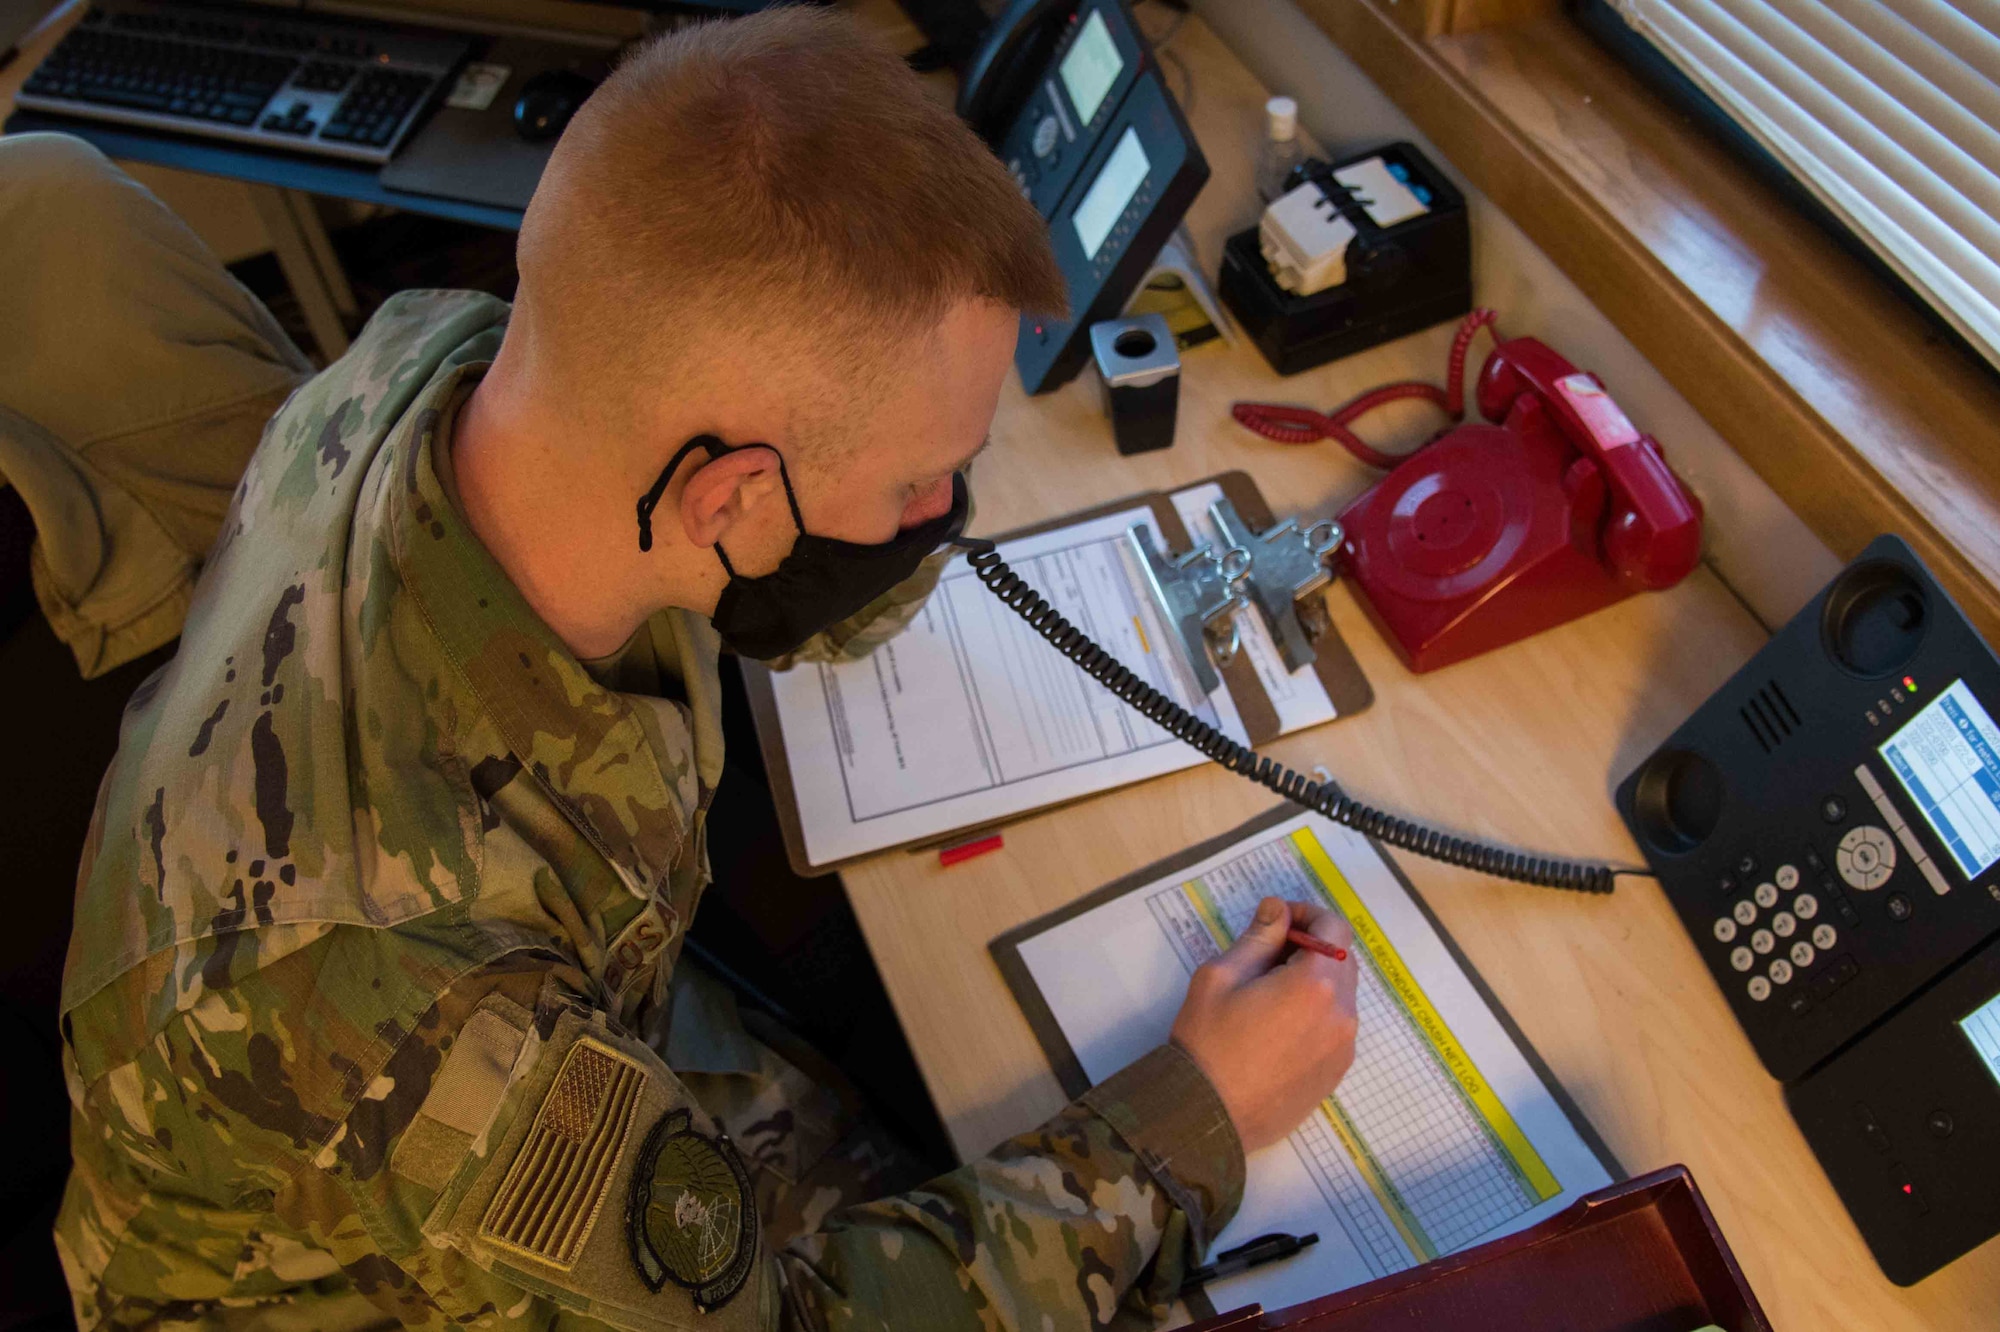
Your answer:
[1256,95,1305,203]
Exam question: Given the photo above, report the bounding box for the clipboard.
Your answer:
[989,805,1621,1181]
[990,804,1625,1320]
[741,471,1374,876]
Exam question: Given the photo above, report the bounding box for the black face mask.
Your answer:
[637,434,970,660]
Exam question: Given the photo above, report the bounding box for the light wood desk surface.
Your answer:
[835,11,2000,1330]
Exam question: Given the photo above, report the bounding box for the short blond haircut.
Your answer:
[517,7,1066,405]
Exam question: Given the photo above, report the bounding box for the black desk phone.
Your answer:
[958,0,1207,394]
[1618,535,2000,1283]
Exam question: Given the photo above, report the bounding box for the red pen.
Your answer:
[1287,928,1347,962]
[938,832,1004,867]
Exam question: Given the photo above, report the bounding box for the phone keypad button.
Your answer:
[1791,940,1816,968]
[1812,923,1838,950]
[1776,863,1800,890]
[1730,946,1754,972]
[1748,975,1772,1002]
[1794,892,1819,920]
[1713,917,1738,943]
[1772,911,1797,938]
[1751,928,1776,955]
[1733,899,1759,927]
[1769,958,1794,985]
[1754,881,1779,908]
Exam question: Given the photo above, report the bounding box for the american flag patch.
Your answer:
[480,1038,645,1269]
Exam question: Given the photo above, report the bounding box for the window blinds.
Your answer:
[1610,0,2000,370]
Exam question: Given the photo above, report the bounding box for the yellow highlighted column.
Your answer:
[1289,828,1560,1202]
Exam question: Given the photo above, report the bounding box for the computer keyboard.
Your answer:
[16,0,473,164]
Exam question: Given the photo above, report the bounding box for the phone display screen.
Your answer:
[1059,10,1122,125]
[1960,989,2000,1089]
[1072,127,1149,260]
[1881,678,2000,879]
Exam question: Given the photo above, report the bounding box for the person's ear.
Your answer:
[677,446,785,548]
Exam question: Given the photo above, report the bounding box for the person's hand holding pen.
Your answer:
[1170,897,1360,1151]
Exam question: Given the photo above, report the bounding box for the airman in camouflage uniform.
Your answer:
[24,147,1250,1329]
[20,5,1380,1323]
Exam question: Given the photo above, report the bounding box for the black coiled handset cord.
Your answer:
[953,537,1622,895]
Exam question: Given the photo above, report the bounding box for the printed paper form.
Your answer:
[768,499,1332,865]
[1012,813,1613,1313]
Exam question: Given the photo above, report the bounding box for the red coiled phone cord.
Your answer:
[1230,308,1501,469]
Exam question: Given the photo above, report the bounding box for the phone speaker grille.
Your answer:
[1740,681,1803,753]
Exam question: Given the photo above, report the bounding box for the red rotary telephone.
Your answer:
[1234,312,1704,673]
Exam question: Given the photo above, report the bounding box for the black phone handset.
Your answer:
[956,0,1071,142]
[957,0,1208,393]
[953,535,1632,894]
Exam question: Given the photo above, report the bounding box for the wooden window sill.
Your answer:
[1298,0,2000,641]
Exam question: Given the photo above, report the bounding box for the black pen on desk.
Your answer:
[1179,1231,1318,1294]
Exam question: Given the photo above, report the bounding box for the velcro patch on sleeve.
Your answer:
[426,1007,529,1137]
[478,1038,645,1270]
[391,1002,529,1193]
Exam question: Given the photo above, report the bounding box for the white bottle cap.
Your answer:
[1266,95,1299,142]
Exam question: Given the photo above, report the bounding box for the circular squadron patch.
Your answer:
[626,1108,758,1310]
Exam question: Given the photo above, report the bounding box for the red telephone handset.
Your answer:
[1235,317,1703,672]
[1476,338,1702,592]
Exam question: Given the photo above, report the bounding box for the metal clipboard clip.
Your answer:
[1208,498,1344,673]
[1126,524,1252,694]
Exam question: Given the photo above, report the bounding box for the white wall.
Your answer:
[1192,0,1841,631]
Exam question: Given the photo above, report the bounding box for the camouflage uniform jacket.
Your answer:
[54,291,1245,1332]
